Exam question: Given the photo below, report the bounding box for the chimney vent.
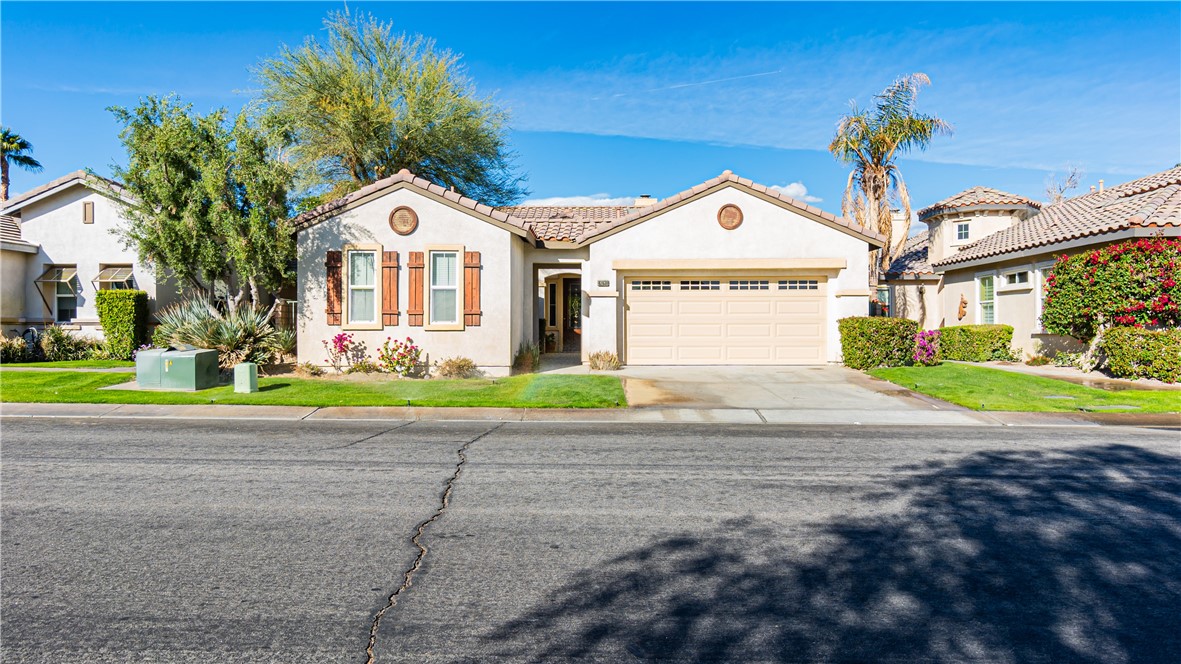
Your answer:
[634,195,657,207]
[1098,179,1104,192]
[1089,185,1096,193]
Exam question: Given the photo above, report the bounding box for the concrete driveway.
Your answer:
[618,364,941,412]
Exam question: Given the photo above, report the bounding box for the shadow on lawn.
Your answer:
[477,445,1181,663]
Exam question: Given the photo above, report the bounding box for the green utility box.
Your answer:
[136,349,169,388]
[234,362,258,393]
[160,349,220,390]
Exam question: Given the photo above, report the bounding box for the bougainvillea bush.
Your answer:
[913,329,941,366]
[1042,237,1180,340]
[378,337,423,376]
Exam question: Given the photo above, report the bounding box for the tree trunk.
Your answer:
[1,159,9,201]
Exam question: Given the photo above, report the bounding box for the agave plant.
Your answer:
[154,299,279,369]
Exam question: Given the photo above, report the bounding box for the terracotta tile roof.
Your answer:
[918,186,1041,221]
[933,166,1181,268]
[500,170,886,246]
[884,230,934,277]
[0,170,126,215]
[291,169,532,237]
[1,215,22,242]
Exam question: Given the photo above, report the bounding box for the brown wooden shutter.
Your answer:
[325,250,342,325]
[464,251,482,327]
[82,201,94,224]
[407,251,424,326]
[381,251,399,326]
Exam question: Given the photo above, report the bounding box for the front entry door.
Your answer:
[562,278,582,352]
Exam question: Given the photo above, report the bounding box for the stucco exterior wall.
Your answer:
[927,211,1024,264]
[888,278,941,330]
[1,248,31,328]
[296,187,518,375]
[16,185,163,338]
[582,186,873,363]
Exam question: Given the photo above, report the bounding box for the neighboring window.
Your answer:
[56,280,78,322]
[429,250,459,324]
[680,280,720,291]
[548,282,557,326]
[779,279,819,290]
[346,249,377,325]
[630,280,671,291]
[979,275,995,324]
[94,265,134,290]
[1005,271,1030,286]
[729,280,769,290]
[956,223,970,241]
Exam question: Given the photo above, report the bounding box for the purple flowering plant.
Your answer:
[378,337,423,377]
[913,329,941,366]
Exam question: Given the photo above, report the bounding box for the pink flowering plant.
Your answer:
[378,337,424,377]
[322,332,368,372]
[913,329,941,366]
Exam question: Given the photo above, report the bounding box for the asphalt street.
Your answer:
[1,418,1179,663]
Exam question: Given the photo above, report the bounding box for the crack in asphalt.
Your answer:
[321,422,416,451]
[364,422,504,664]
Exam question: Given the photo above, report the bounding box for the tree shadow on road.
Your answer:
[479,444,1181,663]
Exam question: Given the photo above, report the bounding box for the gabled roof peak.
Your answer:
[918,186,1041,221]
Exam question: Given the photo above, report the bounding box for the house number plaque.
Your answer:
[389,206,418,235]
[717,204,743,230]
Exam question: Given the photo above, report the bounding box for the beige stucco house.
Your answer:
[885,167,1181,356]
[0,171,179,339]
[294,169,885,375]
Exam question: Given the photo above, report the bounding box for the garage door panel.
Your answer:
[626,276,827,365]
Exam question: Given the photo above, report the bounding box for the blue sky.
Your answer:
[2,1,1178,219]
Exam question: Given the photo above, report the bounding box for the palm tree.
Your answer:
[1,128,45,201]
[829,74,951,274]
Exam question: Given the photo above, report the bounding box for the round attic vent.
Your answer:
[717,204,743,230]
[389,206,418,235]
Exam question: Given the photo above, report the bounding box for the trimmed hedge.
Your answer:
[1100,326,1181,383]
[838,317,919,369]
[940,324,1014,362]
[95,290,149,360]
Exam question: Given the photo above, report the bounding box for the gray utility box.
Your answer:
[136,348,219,391]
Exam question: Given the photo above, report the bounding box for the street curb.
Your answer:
[1,401,1175,427]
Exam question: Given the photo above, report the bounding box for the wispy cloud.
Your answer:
[593,69,784,101]
[521,193,636,206]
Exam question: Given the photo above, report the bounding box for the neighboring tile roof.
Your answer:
[291,169,533,237]
[933,166,1181,268]
[1,215,22,242]
[884,230,934,277]
[501,170,886,246]
[0,170,126,215]
[918,186,1041,221]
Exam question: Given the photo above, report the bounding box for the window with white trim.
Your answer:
[779,279,819,290]
[429,250,459,324]
[1005,271,1030,286]
[979,275,995,324]
[346,249,377,325]
[956,223,970,241]
[680,280,720,291]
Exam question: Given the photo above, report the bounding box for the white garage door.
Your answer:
[625,276,826,365]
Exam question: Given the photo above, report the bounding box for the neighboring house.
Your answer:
[294,169,885,374]
[0,170,179,339]
[885,167,1181,355]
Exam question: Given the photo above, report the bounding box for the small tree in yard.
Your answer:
[106,95,294,313]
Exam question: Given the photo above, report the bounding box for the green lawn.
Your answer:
[870,363,1181,413]
[0,371,626,408]
[2,360,136,369]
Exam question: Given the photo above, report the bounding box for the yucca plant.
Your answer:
[154,299,278,369]
[266,328,297,363]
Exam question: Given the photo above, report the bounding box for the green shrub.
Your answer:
[345,357,383,374]
[1100,326,1181,383]
[39,325,98,361]
[940,325,1015,362]
[294,361,324,377]
[512,341,541,374]
[435,356,481,379]
[1026,355,1051,366]
[267,328,297,363]
[95,289,149,360]
[1042,237,1180,340]
[588,350,621,371]
[0,336,31,363]
[838,317,919,370]
[155,299,278,369]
